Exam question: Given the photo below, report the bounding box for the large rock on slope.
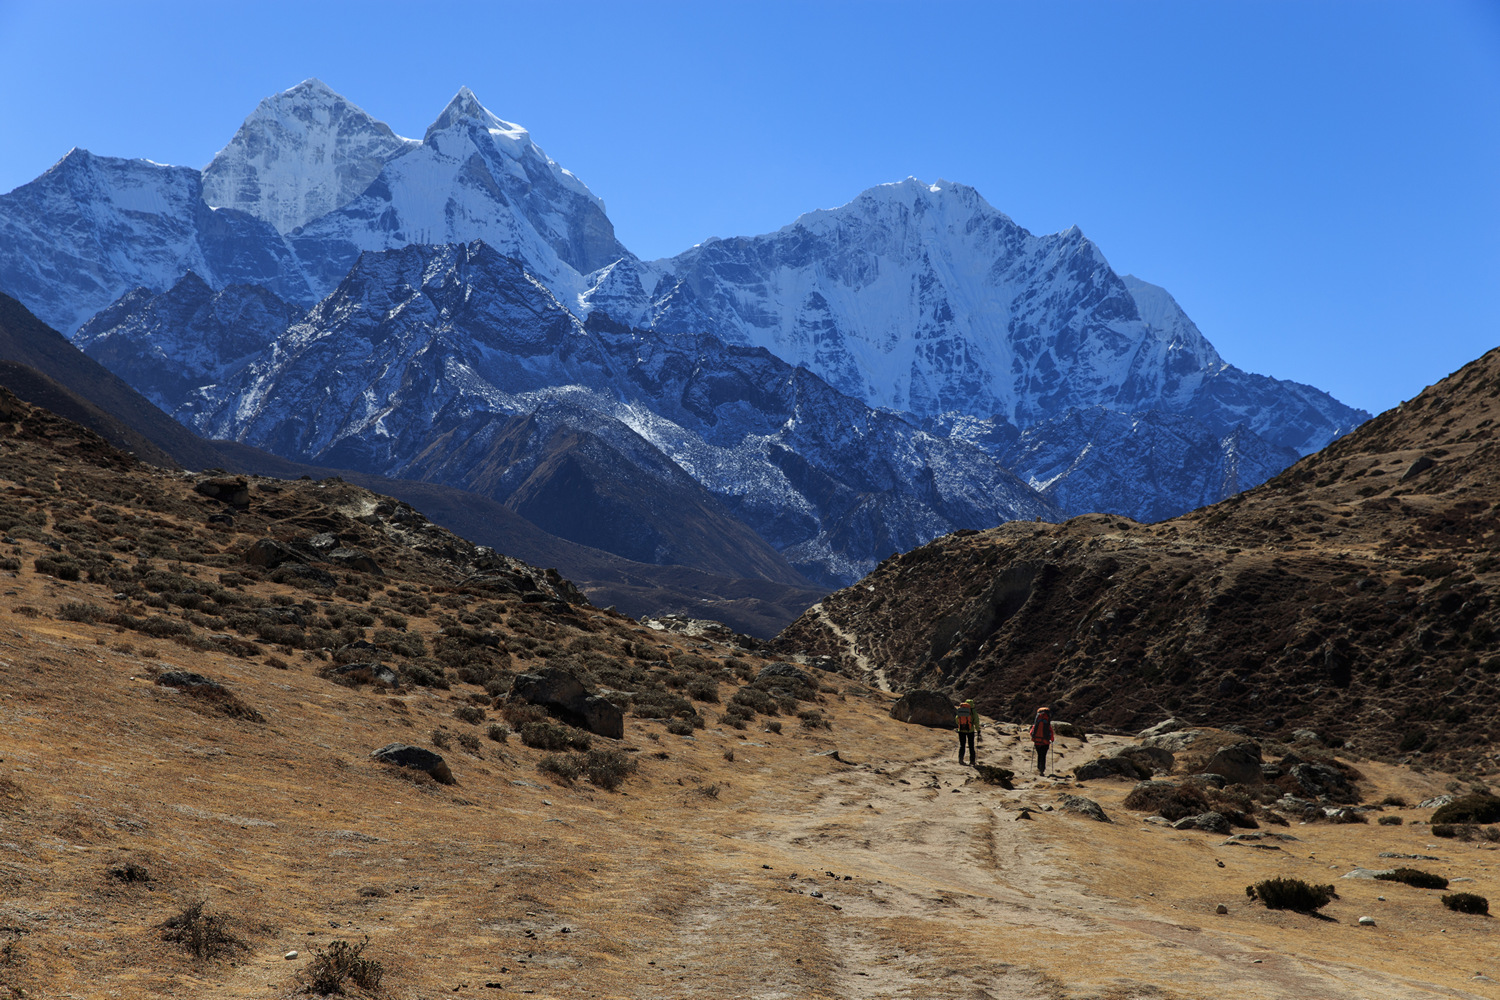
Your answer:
[889,690,956,729]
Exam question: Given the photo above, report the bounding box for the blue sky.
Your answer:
[0,0,1496,417]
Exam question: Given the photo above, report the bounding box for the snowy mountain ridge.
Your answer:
[2,80,1370,551]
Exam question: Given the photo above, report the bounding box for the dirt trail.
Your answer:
[808,601,888,691]
[708,726,1490,1000]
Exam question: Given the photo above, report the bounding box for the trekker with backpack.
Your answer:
[1030,706,1054,775]
[955,699,981,765]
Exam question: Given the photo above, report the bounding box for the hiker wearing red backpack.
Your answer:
[954,699,981,765]
[1029,706,1054,775]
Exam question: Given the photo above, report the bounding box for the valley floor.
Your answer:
[2,602,1495,1000]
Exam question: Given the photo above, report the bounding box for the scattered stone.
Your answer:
[1171,812,1231,834]
[1203,742,1263,786]
[1289,762,1356,802]
[323,662,400,687]
[370,743,454,784]
[285,950,299,960]
[328,547,383,575]
[1118,745,1175,773]
[1073,755,1150,782]
[510,667,624,739]
[1358,916,1376,927]
[1400,454,1436,481]
[1377,851,1441,862]
[1143,815,1173,826]
[243,537,301,569]
[194,476,250,506]
[1291,728,1324,745]
[1058,794,1111,823]
[888,690,955,729]
[1341,868,1396,879]
[1419,794,1455,810]
[1142,729,1205,752]
[1138,718,1185,738]
[809,890,823,898]
[1187,772,1228,790]
[1215,904,1229,915]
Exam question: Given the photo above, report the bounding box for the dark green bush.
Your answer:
[160,900,243,959]
[583,749,638,791]
[685,675,720,702]
[1431,793,1500,825]
[1246,878,1337,913]
[1375,868,1448,890]
[307,936,383,994]
[1377,815,1403,826]
[1441,892,1489,915]
[520,720,590,752]
[538,753,583,783]
[452,704,485,725]
[33,555,80,580]
[1123,782,1211,821]
[665,718,695,736]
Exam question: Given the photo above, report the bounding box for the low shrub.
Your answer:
[1441,892,1489,915]
[1246,878,1337,913]
[455,732,482,755]
[33,556,80,580]
[583,749,637,791]
[107,862,151,883]
[538,753,582,783]
[1431,793,1500,825]
[1123,781,1211,821]
[307,935,384,995]
[160,900,243,959]
[764,720,782,735]
[1375,868,1448,890]
[487,723,509,743]
[452,704,485,725]
[685,675,720,703]
[520,720,590,752]
[431,729,452,750]
[665,718,695,736]
[1377,815,1403,826]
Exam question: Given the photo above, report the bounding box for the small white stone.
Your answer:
[1358,916,1376,927]
[284,950,299,960]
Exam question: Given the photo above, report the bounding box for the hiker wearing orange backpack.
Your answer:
[1029,706,1054,775]
[954,699,981,765]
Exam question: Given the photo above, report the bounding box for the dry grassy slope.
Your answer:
[0,385,1496,999]
[779,347,1500,768]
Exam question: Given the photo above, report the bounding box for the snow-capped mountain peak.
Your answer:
[201,78,419,234]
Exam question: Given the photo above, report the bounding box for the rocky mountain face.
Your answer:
[779,345,1500,768]
[587,182,1368,519]
[97,240,1055,586]
[2,80,1371,589]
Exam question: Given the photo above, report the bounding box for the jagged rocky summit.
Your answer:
[4,80,1369,584]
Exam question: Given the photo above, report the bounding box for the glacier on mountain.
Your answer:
[2,80,1372,561]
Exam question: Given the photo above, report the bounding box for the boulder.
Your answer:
[1289,762,1357,803]
[1142,729,1205,752]
[758,662,816,690]
[1186,772,1228,790]
[156,670,221,691]
[323,662,399,687]
[1118,745,1175,773]
[510,667,623,739]
[1073,755,1150,782]
[195,476,250,506]
[1138,718,1185,738]
[328,547,383,575]
[1203,742,1263,786]
[370,743,453,784]
[889,690,956,729]
[1058,794,1111,823]
[579,695,624,740]
[1172,811,1231,834]
[1051,721,1087,741]
[243,538,301,569]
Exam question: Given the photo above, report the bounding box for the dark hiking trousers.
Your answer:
[1034,744,1049,774]
[958,731,975,763]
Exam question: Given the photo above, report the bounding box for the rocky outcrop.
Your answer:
[889,691,955,729]
[511,667,624,739]
[370,743,453,784]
